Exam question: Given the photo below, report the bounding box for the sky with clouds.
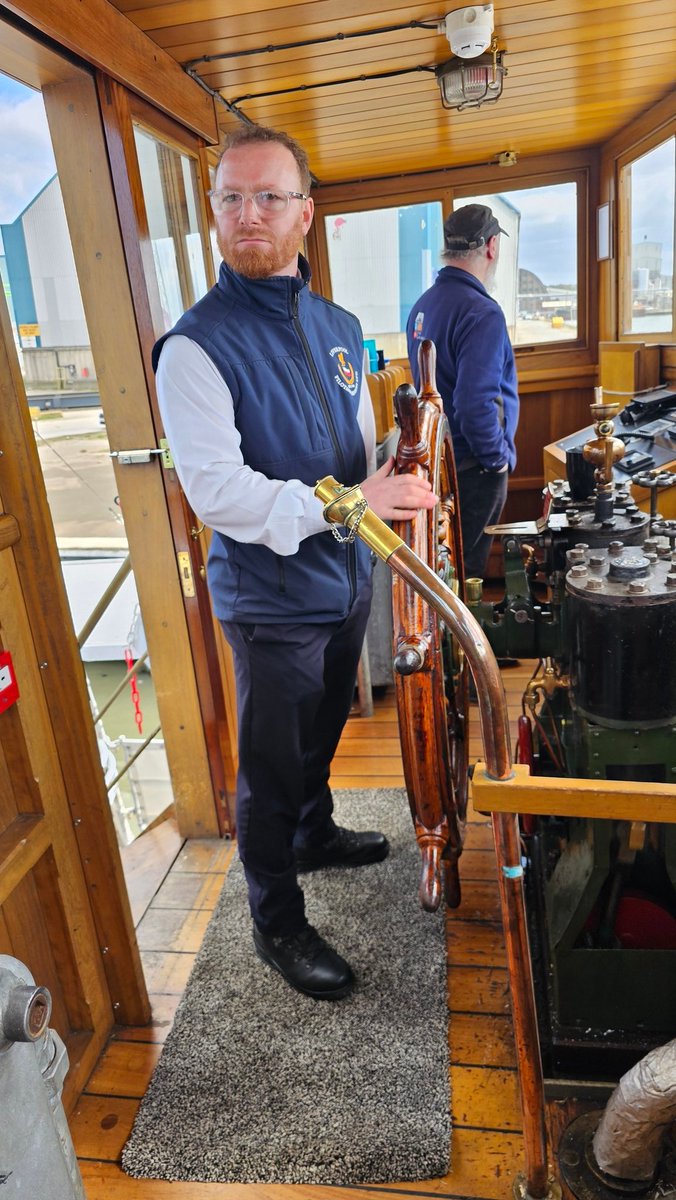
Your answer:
[0,74,55,230]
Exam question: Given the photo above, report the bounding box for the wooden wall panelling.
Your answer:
[502,378,596,526]
[365,375,387,443]
[1,0,218,142]
[0,276,149,1035]
[94,77,235,834]
[2,869,75,1062]
[0,704,41,821]
[599,342,661,394]
[458,373,596,577]
[366,371,397,442]
[0,525,112,1104]
[0,910,11,956]
[662,345,676,386]
[42,73,222,839]
[383,364,405,400]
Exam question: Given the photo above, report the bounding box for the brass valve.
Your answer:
[583,385,626,492]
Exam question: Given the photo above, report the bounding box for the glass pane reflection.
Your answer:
[134,126,209,332]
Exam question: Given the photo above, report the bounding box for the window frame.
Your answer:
[132,120,210,322]
[307,151,597,375]
[616,123,676,343]
[126,95,216,339]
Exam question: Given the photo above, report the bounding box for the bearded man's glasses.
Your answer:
[208,189,308,217]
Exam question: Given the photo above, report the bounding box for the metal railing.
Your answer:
[73,551,165,837]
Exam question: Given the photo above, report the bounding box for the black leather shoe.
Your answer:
[253,924,355,1000]
[295,825,389,872]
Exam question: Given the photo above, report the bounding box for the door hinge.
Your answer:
[177,551,195,597]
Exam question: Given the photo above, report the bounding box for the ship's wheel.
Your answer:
[391,338,470,911]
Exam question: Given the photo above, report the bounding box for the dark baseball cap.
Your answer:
[444,203,508,251]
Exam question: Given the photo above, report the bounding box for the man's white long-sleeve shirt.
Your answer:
[156,334,376,558]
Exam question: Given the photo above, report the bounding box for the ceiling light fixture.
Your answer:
[435,36,506,110]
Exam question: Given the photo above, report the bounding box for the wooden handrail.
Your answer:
[473,763,676,823]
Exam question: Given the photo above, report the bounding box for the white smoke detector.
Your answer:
[440,5,495,59]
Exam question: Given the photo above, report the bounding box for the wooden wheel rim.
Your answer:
[391,339,469,911]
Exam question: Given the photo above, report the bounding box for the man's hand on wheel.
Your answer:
[360,456,438,521]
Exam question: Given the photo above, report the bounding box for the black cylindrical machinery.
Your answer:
[546,480,650,572]
[566,541,676,727]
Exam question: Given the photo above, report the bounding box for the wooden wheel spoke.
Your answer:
[392,339,470,911]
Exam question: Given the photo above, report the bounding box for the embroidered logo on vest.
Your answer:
[330,346,359,396]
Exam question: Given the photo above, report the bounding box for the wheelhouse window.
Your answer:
[452,182,578,347]
[620,135,675,337]
[324,201,444,360]
[314,162,590,369]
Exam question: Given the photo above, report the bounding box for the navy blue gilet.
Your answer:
[153,255,371,624]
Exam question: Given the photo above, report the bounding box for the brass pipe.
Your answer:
[316,475,511,779]
[391,545,512,779]
[492,811,550,1200]
[316,475,551,1200]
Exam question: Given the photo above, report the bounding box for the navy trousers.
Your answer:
[221,583,372,937]
[457,464,509,578]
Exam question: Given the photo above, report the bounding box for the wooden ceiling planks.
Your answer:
[108,0,676,181]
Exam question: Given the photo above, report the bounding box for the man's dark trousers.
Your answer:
[221,583,372,938]
[458,463,509,578]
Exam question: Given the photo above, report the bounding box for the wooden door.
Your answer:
[90,78,238,834]
[0,284,149,1111]
[40,71,231,838]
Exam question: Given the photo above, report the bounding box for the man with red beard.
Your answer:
[154,125,435,1001]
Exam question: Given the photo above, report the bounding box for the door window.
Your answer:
[133,125,210,332]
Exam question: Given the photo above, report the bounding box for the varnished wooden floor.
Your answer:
[70,661,563,1200]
